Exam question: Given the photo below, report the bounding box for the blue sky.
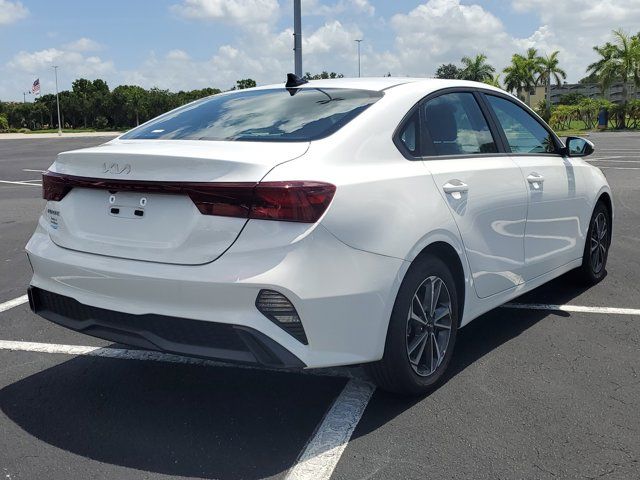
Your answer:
[1,0,638,101]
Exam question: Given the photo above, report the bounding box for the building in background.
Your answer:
[525,83,640,108]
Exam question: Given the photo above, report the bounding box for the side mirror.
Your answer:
[564,136,594,157]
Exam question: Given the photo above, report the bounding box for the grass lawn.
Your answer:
[553,119,592,137]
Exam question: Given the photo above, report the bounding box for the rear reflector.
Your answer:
[255,289,308,344]
[42,172,335,223]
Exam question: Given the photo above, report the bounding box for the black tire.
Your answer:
[367,254,459,396]
[576,201,611,285]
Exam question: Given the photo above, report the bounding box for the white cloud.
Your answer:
[119,16,364,91]
[0,0,28,25]
[5,0,639,101]
[170,0,280,26]
[509,0,640,81]
[63,37,103,52]
[8,47,113,76]
[304,20,363,55]
[387,0,512,77]
[166,49,191,61]
[374,0,640,82]
[3,43,115,99]
[307,0,375,16]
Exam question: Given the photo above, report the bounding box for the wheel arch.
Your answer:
[411,241,466,323]
[595,189,613,246]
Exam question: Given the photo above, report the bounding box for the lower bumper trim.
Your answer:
[27,287,305,369]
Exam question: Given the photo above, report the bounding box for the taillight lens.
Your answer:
[250,182,336,223]
[186,184,254,218]
[41,172,335,223]
[42,171,72,201]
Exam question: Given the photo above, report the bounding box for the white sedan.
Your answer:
[26,76,612,395]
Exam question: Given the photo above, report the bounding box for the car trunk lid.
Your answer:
[45,140,309,265]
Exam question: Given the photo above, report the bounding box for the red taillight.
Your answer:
[250,182,336,223]
[42,172,335,223]
[42,171,72,201]
[186,184,254,218]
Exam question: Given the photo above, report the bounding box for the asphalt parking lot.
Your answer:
[1,133,639,480]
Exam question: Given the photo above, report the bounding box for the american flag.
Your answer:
[32,78,40,95]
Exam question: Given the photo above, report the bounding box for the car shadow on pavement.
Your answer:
[0,272,601,479]
[350,271,602,435]
[0,355,347,480]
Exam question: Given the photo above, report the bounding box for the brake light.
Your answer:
[41,172,335,223]
[250,182,336,223]
[42,171,72,201]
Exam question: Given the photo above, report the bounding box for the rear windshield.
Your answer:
[121,88,383,142]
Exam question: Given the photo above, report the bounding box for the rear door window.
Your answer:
[421,92,497,156]
[121,88,383,142]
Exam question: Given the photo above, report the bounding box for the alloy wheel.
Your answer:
[590,212,608,274]
[406,276,453,377]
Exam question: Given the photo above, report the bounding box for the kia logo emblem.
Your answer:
[102,162,131,174]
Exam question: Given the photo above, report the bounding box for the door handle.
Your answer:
[442,180,469,194]
[527,173,545,184]
[526,173,544,190]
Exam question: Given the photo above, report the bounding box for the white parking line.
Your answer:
[588,156,633,161]
[503,303,640,316]
[589,158,640,163]
[0,295,28,313]
[0,340,289,370]
[0,339,362,378]
[596,167,640,170]
[2,298,637,480]
[0,180,42,186]
[22,169,46,173]
[0,338,375,479]
[285,379,375,480]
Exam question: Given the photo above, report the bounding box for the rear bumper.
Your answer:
[26,218,407,368]
[28,286,304,368]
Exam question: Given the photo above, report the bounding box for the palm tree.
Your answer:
[459,54,496,82]
[483,74,502,89]
[503,48,542,101]
[587,29,640,128]
[537,51,567,119]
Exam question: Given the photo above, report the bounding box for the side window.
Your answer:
[398,110,418,156]
[422,92,497,156]
[486,95,557,154]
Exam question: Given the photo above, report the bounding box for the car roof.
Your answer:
[254,77,506,94]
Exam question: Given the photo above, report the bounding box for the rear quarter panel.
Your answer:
[261,86,476,323]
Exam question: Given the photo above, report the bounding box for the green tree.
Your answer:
[586,29,640,128]
[111,85,147,126]
[303,71,344,80]
[235,79,257,90]
[71,78,95,128]
[435,63,460,79]
[537,51,567,119]
[503,48,543,101]
[459,54,495,82]
[483,74,502,88]
[579,72,599,84]
[558,92,586,105]
[34,93,57,127]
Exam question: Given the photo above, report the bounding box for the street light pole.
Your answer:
[355,39,362,77]
[293,0,302,77]
[53,65,62,136]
